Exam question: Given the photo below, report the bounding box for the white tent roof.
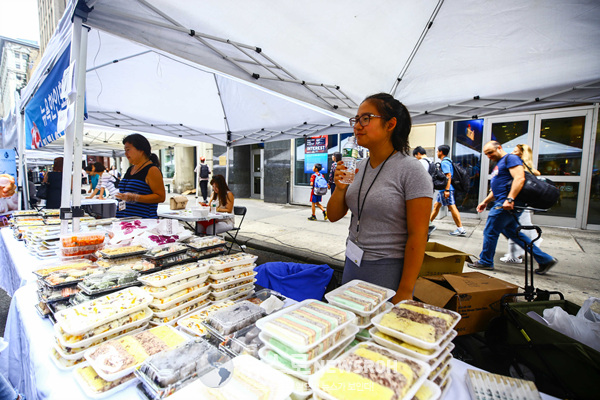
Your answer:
[20,0,600,148]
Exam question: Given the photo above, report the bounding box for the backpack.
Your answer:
[450,161,469,192]
[431,162,448,190]
[200,164,210,179]
[314,173,328,195]
[111,174,121,189]
[424,158,437,176]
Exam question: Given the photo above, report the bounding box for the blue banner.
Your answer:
[24,45,70,150]
[304,153,329,174]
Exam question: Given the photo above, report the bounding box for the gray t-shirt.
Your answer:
[345,152,433,261]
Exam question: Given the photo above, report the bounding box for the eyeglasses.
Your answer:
[349,114,382,127]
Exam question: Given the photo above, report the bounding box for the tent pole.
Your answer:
[19,111,29,210]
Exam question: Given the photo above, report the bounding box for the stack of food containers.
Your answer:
[76,325,188,397]
[139,261,211,326]
[370,300,461,398]
[183,235,227,260]
[142,243,196,270]
[255,299,357,400]
[59,231,106,262]
[324,279,395,342]
[204,253,258,303]
[97,244,154,273]
[177,301,235,337]
[50,286,153,372]
[25,225,60,259]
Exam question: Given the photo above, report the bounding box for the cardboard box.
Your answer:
[414,272,519,335]
[419,242,472,277]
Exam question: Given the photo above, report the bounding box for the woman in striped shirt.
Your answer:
[115,134,165,218]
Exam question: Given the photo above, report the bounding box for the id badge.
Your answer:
[345,239,364,267]
[118,200,126,211]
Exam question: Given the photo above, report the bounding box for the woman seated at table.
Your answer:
[115,134,165,218]
[198,174,235,234]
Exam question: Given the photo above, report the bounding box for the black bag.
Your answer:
[450,161,469,192]
[200,164,210,179]
[424,158,437,176]
[36,183,48,199]
[431,162,448,190]
[515,172,560,209]
[111,174,121,189]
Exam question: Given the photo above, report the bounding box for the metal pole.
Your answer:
[18,112,29,210]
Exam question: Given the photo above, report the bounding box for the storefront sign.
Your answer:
[304,136,329,174]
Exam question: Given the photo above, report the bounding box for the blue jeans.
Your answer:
[479,201,553,267]
[0,373,18,400]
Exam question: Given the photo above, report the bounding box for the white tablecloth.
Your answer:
[0,227,41,296]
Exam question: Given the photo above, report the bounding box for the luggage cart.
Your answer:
[485,206,600,400]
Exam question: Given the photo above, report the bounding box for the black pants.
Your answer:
[200,180,208,201]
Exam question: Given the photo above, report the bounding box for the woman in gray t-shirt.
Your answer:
[327,93,433,304]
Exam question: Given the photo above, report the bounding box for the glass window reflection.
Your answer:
[587,118,600,225]
[490,121,529,173]
[452,119,483,213]
[537,116,584,176]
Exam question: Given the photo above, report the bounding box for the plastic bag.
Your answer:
[543,297,600,351]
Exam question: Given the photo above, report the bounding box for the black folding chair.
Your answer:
[226,206,247,254]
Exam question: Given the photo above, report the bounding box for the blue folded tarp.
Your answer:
[255,262,333,302]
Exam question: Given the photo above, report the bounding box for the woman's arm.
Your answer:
[218,192,234,213]
[326,161,350,221]
[87,187,101,199]
[135,166,166,204]
[391,196,432,304]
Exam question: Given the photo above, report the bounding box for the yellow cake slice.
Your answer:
[318,367,396,400]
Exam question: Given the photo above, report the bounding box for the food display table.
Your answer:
[0,228,41,296]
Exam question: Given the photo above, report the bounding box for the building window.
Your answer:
[160,148,175,179]
[15,63,21,70]
[452,119,484,213]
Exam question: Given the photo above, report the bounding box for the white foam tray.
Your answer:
[209,280,256,300]
[324,279,395,317]
[200,255,258,271]
[255,299,356,354]
[369,327,457,362]
[208,263,256,280]
[144,274,209,299]
[49,348,87,371]
[210,271,258,289]
[371,302,460,350]
[308,341,431,400]
[152,290,211,318]
[73,366,138,399]
[149,284,211,310]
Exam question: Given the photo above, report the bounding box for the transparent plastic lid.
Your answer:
[60,231,106,247]
[143,243,189,260]
[208,301,266,335]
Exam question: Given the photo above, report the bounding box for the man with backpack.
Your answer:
[195,157,211,203]
[308,163,328,221]
[413,146,437,236]
[429,144,467,236]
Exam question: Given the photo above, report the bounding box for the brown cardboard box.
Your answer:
[418,242,472,277]
[414,272,519,335]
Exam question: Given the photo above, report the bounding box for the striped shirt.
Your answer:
[116,163,160,219]
[99,173,119,197]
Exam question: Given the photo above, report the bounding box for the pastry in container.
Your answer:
[74,365,136,398]
[184,235,226,250]
[38,285,80,303]
[142,252,196,269]
[59,243,105,257]
[219,324,263,357]
[325,280,395,316]
[143,243,189,259]
[34,259,97,278]
[50,347,85,371]
[98,244,148,259]
[150,293,211,325]
[186,246,226,260]
[149,284,210,311]
[61,231,105,247]
[78,271,140,295]
[139,262,208,287]
[208,281,255,302]
[209,270,257,288]
[207,301,265,335]
[177,301,235,336]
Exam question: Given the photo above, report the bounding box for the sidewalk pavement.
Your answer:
[175,195,600,307]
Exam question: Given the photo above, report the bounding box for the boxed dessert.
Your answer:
[61,231,105,247]
[369,326,457,362]
[325,280,395,316]
[74,365,137,398]
[184,235,227,251]
[142,274,209,299]
[99,244,148,259]
[418,242,472,277]
[78,271,140,295]
[139,262,208,287]
[177,301,235,337]
[150,294,211,325]
[413,272,518,335]
[207,301,265,335]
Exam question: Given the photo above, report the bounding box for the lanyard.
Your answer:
[356,149,395,233]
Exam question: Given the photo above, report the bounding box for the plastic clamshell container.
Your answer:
[98,244,149,259]
[59,243,104,257]
[244,288,286,305]
[208,263,256,281]
[38,285,80,304]
[354,301,393,329]
[78,271,141,295]
[54,307,153,348]
[54,323,149,361]
[308,341,431,400]
[143,243,189,260]
[184,235,227,250]
[181,354,294,400]
[49,347,86,371]
[324,279,396,317]
[134,338,231,399]
[176,301,236,336]
[61,231,106,247]
[218,323,263,357]
[41,265,105,289]
[152,291,211,319]
[208,280,255,302]
[369,327,457,362]
[150,285,211,310]
[255,299,356,354]
[74,365,137,399]
[199,254,258,272]
[54,287,153,336]
[144,274,209,299]
[85,325,188,382]
[138,263,209,287]
[207,300,265,335]
[33,259,96,278]
[371,301,461,350]
[209,271,258,290]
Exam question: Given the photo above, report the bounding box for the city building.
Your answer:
[37,0,66,54]
[0,36,39,118]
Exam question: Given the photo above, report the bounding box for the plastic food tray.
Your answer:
[429,353,452,382]
[143,244,189,260]
[308,342,431,400]
[99,244,149,259]
[38,285,80,304]
[176,301,236,336]
[33,259,96,278]
[54,287,153,336]
[54,307,153,348]
[208,263,256,280]
[415,380,442,400]
[208,280,255,301]
[354,301,393,329]
[144,253,196,269]
[259,330,357,380]
[74,366,138,399]
[371,301,461,350]
[255,299,356,354]
[152,291,211,318]
[41,266,105,289]
[49,348,87,371]
[54,324,149,361]
[185,241,227,252]
[138,263,209,287]
[288,374,313,400]
[184,235,226,250]
[78,271,141,295]
[199,254,258,271]
[244,288,286,305]
[325,280,396,317]
[61,231,105,247]
[144,274,209,299]
[209,271,257,289]
[207,301,265,335]
[150,285,211,311]
[85,325,188,382]
[369,327,457,362]
[59,243,104,257]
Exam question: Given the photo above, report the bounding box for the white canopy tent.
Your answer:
[16,0,600,226]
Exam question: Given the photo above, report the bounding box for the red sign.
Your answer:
[305,136,328,154]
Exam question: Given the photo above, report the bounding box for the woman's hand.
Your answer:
[0,175,16,198]
[115,192,139,202]
[334,161,356,190]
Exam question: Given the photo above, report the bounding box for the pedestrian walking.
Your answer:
[308,163,327,221]
[195,157,211,203]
